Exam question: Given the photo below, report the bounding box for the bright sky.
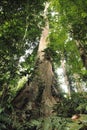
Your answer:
[57,68,68,93]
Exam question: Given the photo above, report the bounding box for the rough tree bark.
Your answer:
[12,2,57,119]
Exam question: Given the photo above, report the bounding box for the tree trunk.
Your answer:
[12,2,57,119]
[73,73,84,93]
[76,40,87,69]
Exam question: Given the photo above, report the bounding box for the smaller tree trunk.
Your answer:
[73,73,84,93]
[76,40,87,69]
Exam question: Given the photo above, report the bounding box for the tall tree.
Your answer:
[12,2,57,119]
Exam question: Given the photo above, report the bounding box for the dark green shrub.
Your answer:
[54,92,87,117]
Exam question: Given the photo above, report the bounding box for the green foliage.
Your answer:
[54,92,87,117]
[0,1,87,129]
[49,0,87,83]
[67,114,87,130]
[8,115,67,130]
[57,0,87,40]
[0,0,45,89]
[7,114,87,130]
[65,40,83,74]
[0,107,12,130]
[9,76,28,99]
